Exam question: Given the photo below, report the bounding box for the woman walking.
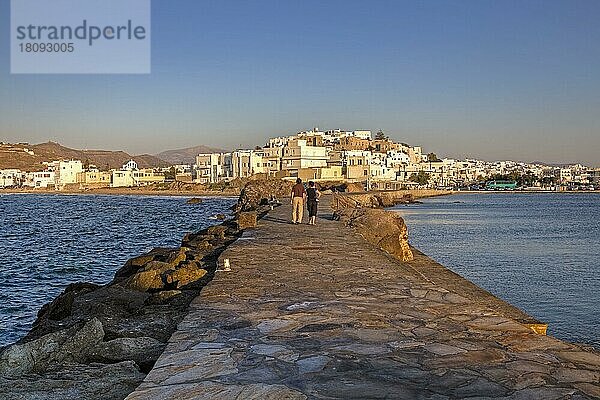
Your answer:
[306,181,321,225]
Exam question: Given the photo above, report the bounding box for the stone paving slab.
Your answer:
[127,199,600,399]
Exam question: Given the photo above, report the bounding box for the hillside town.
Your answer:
[1,130,599,191]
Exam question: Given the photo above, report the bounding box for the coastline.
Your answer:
[4,187,600,198]
[459,189,600,194]
[0,206,247,398]
[0,187,240,197]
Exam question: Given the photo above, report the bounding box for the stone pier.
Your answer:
[126,198,600,399]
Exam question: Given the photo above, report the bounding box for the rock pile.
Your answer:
[334,196,414,262]
[0,220,241,400]
[235,178,294,213]
[373,192,415,207]
[316,181,364,193]
[335,192,417,208]
[0,180,283,399]
[185,197,203,204]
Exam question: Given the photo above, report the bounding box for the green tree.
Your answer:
[164,166,176,180]
[541,176,557,186]
[374,130,387,140]
[427,152,439,162]
[409,171,430,185]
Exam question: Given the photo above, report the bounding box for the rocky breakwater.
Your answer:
[234,178,293,214]
[333,193,414,262]
[338,189,453,208]
[0,219,243,399]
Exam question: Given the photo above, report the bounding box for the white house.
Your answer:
[112,170,135,187]
[33,171,55,188]
[352,130,372,140]
[0,169,21,188]
[385,150,411,168]
[53,160,83,186]
[195,153,233,184]
[281,139,328,172]
[122,160,138,171]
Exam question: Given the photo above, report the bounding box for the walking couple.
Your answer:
[290,178,321,225]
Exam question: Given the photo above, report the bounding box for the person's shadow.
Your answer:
[319,213,337,221]
[263,215,294,224]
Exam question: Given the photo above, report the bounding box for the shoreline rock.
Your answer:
[234,178,293,213]
[334,200,414,262]
[0,209,247,399]
[185,197,203,204]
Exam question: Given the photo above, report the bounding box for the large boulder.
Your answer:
[0,361,144,400]
[121,256,208,293]
[112,247,188,284]
[56,317,105,364]
[35,283,100,322]
[164,261,207,288]
[336,207,414,262]
[236,179,294,212]
[237,211,257,229]
[0,329,71,378]
[122,261,174,292]
[89,336,165,372]
[25,286,149,343]
[0,318,105,378]
[116,246,212,293]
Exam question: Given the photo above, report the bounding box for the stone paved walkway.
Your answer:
[127,199,600,399]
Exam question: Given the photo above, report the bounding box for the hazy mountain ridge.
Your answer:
[156,145,228,165]
[0,142,169,171]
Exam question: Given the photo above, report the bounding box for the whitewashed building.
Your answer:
[111,170,135,187]
[281,139,328,172]
[195,153,233,184]
[32,171,55,188]
[385,150,411,168]
[52,160,83,187]
[0,169,21,188]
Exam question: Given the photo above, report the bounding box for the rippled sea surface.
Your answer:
[0,194,236,347]
[394,193,600,348]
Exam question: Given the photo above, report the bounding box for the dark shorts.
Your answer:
[307,200,318,217]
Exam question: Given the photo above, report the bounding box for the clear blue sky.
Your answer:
[1,0,599,165]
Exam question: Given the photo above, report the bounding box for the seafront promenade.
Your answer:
[126,198,600,399]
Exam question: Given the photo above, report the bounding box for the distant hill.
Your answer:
[0,141,169,171]
[156,145,228,165]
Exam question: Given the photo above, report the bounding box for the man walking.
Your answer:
[290,178,306,224]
